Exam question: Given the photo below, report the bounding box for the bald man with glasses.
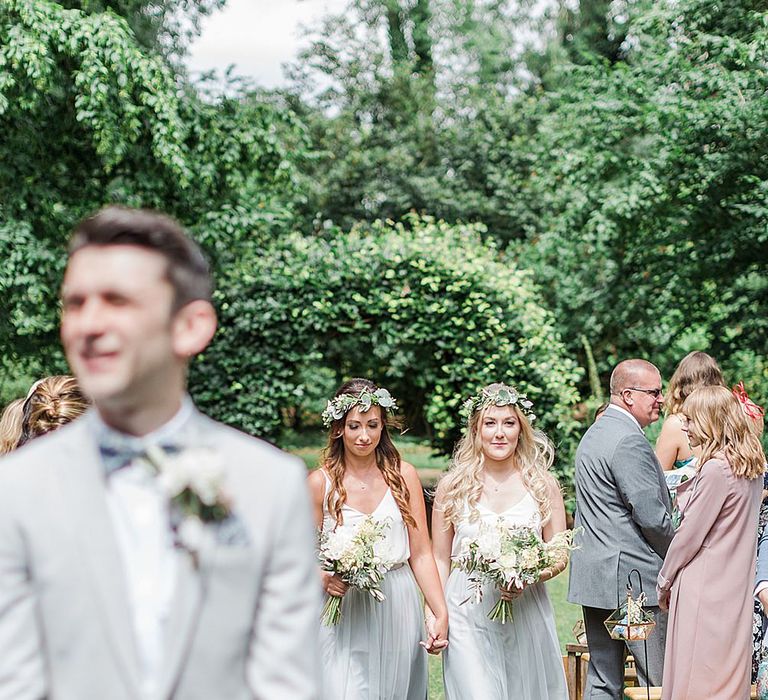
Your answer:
[568,359,675,698]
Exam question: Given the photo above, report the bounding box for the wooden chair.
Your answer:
[564,643,589,700]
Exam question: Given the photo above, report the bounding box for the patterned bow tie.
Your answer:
[98,436,179,475]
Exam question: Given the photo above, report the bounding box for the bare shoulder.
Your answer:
[544,472,563,497]
[307,467,326,485]
[662,413,685,430]
[399,460,419,483]
[543,474,565,511]
[307,468,326,501]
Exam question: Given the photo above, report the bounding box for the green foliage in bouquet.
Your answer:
[318,516,392,626]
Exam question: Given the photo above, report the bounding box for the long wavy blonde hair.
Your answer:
[321,378,416,529]
[683,385,765,479]
[665,351,725,416]
[439,390,557,527]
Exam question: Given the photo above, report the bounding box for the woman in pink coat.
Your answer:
[657,385,765,699]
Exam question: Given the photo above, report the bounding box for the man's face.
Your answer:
[60,245,179,410]
[623,368,665,428]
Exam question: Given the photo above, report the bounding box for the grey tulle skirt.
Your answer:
[319,564,428,699]
[443,568,567,700]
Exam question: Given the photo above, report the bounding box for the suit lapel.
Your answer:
[57,416,142,696]
[157,410,216,697]
[157,547,207,698]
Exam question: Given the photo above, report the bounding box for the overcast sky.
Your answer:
[186,0,348,87]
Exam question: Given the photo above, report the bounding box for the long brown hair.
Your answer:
[666,351,725,416]
[321,378,415,528]
[18,376,89,447]
[683,385,765,479]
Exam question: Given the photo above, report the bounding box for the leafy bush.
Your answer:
[192,217,583,480]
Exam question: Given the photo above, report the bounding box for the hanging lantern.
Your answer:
[604,581,656,641]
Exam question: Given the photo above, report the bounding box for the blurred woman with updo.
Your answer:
[17,375,89,447]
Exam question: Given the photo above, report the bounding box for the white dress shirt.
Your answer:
[94,399,193,700]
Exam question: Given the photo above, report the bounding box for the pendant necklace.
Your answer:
[487,470,514,492]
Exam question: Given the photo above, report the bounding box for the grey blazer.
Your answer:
[568,407,674,608]
[0,408,321,700]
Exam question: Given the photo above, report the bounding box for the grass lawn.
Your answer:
[285,434,584,699]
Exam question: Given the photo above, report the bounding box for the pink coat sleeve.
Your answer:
[657,459,729,592]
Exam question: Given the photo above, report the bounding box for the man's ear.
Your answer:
[171,300,217,358]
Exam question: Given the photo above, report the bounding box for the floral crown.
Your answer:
[460,384,535,424]
[321,387,398,427]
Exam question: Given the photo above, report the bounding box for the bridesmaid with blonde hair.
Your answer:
[432,383,569,699]
[658,385,765,699]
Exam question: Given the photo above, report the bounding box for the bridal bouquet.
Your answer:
[455,520,576,623]
[318,516,394,626]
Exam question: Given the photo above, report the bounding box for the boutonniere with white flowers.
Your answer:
[145,446,232,562]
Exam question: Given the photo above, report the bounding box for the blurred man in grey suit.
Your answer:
[0,207,320,699]
[568,359,674,698]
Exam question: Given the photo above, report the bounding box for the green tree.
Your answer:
[194,217,583,476]
[520,0,768,384]
[0,0,306,399]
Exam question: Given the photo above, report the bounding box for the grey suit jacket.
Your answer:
[568,407,674,608]
[0,408,321,700]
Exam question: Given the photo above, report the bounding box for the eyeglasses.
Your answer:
[626,387,663,399]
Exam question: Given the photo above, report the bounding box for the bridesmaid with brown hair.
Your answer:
[307,378,448,699]
[657,385,765,699]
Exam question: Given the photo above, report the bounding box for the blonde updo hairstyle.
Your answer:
[321,378,415,529]
[665,351,726,416]
[683,385,765,480]
[18,376,89,447]
[439,383,557,527]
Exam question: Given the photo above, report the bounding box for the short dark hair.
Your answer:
[69,206,212,310]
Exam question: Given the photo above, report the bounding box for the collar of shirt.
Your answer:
[605,403,642,431]
[91,396,194,447]
[90,397,195,476]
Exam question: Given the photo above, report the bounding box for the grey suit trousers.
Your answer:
[582,605,667,699]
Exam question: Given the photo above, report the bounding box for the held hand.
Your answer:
[759,588,768,613]
[322,571,349,598]
[499,583,524,602]
[420,614,449,655]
